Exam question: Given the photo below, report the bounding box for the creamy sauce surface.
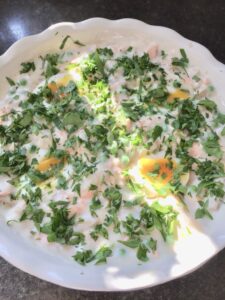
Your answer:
[1,36,225,265]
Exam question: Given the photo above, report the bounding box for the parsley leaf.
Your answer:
[90,224,108,240]
[214,113,225,126]
[74,40,85,46]
[20,61,36,73]
[41,201,83,245]
[203,134,223,159]
[122,214,142,237]
[73,250,94,265]
[20,204,45,229]
[59,35,71,49]
[151,125,163,141]
[196,160,225,199]
[173,99,205,136]
[118,239,140,248]
[0,110,33,145]
[63,111,83,127]
[104,186,122,211]
[6,76,16,86]
[198,99,217,112]
[137,243,149,262]
[221,127,225,136]
[195,200,213,220]
[140,202,178,241]
[56,174,68,189]
[89,197,102,217]
[42,53,60,78]
[81,48,111,82]
[0,149,29,176]
[94,246,112,264]
[147,238,157,252]
[121,100,145,121]
[172,48,189,71]
[116,53,157,80]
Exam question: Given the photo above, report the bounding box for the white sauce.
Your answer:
[0,37,224,264]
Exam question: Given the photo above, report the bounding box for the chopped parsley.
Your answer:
[41,53,60,78]
[103,186,122,211]
[6,76,16,86]
[1,40,225,266]
[89,197,102,217]
[203,134,223,159]
[20,61,36,73]
[172,48,189,72]
[73,246,112,265]
[59,35,71,50]
[198,98,217,112]
[195,200,213,220]
[40,202,85,245]
[0,149,29,176]
[173,99,205,136]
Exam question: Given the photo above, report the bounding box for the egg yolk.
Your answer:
[167,89,189,103]
[138,158,175,190]
[36,157,61,172]
[48,75,72,93]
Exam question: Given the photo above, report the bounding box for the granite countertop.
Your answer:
[0,0,225,299]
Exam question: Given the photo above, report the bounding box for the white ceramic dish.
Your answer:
[1,18,225,291]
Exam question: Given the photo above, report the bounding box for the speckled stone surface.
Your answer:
[1,0,225,299]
